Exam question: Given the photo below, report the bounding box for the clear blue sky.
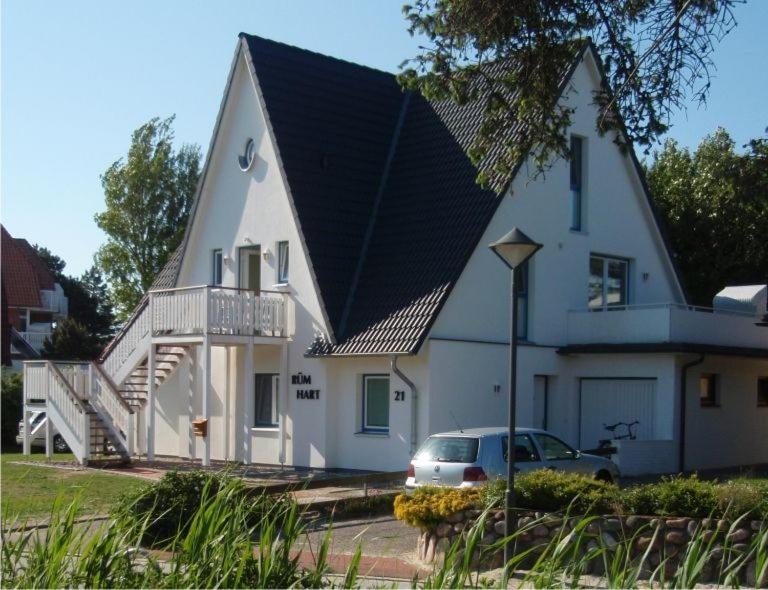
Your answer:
[3,0,766,276]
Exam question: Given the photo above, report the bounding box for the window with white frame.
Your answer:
[212,249,223,285]
[277,241,289,284]
[362,374,389,432]
[254,374,279,427]
[570,135,584,231]
[588,254,628,308]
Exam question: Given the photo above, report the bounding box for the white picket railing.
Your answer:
[17,331,51,352]
[23,361,90,463]
[149,286,291,338]
[100,298,151,379]
[56,363,90,399]
[90,364,135,455]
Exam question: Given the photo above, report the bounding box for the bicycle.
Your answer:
[597,420,639,452]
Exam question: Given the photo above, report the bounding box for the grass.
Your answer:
[1,450,143,520]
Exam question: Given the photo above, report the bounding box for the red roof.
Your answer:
[1,225,56,308]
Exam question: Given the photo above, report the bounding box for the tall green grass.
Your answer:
[2,482,766,588]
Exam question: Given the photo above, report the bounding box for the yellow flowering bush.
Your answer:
[394,487,482,529]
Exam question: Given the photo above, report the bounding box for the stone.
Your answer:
[746,559,768,588]
[687,519,700,537]
[480,532,496,546]
[533,524,550,538]
[494,520,506,536]
[751,520,764,532]
[717,519,730,532]
[417,531,426,560]
[424,534,437,563]
[446,511,464,524]
[484,519,494,531]
[436,522,453,538]
[518,516,535,528]
[710,545,724,562]
[727,527,750,543]
[586,521,601,535]
[665,530,686,545]
[600,532,618,551]
[701,518,713,529]
[665,517,688,529]
[650,518,664,530]
[625,515,643,530]
[733,543,749,553]
[664,543,680,558]
[518,532,533,543]
[649,552,661,567]
[602,518,622,532]
[435,537,451,556]
[702,530,716,542]
[465,509,482,518]
[636,535,661,552]
[494,510,505,521]
[453,521,465,533]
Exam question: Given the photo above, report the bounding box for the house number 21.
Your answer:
[394,390,406,401]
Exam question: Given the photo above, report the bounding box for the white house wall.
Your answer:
[325,352,429,472]
[683,356,768,470]
[429,50,682,347]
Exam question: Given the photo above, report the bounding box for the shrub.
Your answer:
[394,487,482,529]
[114,470,278,547]
[714,478,768,519]
[1,369,23,446]
[513,469,618,515]
[621,474,719,517]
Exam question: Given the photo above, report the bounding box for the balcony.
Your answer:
[566,303,767,349]
[149,286,294,339]
[40,288,68,315]
[18,331,51,353]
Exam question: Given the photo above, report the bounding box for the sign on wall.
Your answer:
[292,372,320,400]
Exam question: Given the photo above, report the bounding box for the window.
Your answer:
[502,434,540,463]
[699,374,719,408]
[362,375,389,432]
[589,255,628,308]
[254,374,279,427]
[212,249,223,286]
[534,433,577,461]
[757,378,768,407]
[516,261,529,339]
[416,436,479,463]
[570,135,584,230]
[277,241,289,284]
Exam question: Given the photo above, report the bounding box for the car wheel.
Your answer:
[53,434,70,453]
[595,470,613,484]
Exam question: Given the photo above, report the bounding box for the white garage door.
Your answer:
[579,378,657,450]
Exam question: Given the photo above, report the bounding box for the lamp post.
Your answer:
[489,227,542,575]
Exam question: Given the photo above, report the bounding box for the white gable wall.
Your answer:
[171,48,335,467]
[430,50,683,346]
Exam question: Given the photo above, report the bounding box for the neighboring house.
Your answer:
[21,36,767,475]
[1,225,68,366]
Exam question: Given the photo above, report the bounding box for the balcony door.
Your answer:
[238,246,261,292]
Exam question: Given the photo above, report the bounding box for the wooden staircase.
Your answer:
[118,345,191,409]
[85,404,130,465]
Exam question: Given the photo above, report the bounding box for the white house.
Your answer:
[22,35,767,476]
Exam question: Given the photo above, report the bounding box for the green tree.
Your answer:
[399,0,740,191]
[647,128,768,305]
[95,116,200,319]
[42,317,102,360]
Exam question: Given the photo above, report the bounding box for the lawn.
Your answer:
[1,450,143,521]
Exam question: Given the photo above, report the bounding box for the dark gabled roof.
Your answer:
[152,35,684,357]
[150,246,183,290]
[557,342,768,359]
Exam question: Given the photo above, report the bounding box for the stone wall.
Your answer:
[415,510,766,586]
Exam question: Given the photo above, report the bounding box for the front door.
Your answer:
[239,246,261,291]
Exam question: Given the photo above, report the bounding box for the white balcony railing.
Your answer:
[40,288,68,315]
[149,286,293,338]
[18,331,51,352]
[567,303,767,349]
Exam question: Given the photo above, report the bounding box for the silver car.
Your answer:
[405,427,619,490]
[16,411,69,452]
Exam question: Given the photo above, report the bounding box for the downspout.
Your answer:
[391,355,418,456]
[679,354,705,473]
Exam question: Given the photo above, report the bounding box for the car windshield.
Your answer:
[31,413,46,427]
[415,436,479,463]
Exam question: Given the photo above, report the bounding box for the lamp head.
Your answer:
[489,228,542,269]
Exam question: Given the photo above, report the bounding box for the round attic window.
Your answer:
[238,138,256,171]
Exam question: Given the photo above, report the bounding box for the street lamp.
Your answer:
[489,227,542,575]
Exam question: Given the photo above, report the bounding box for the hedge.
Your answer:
[394,470,768,529]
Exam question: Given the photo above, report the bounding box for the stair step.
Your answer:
[156,346,189,355]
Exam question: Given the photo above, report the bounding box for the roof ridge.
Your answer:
[336,91,413,341]
[238,32,397,78]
